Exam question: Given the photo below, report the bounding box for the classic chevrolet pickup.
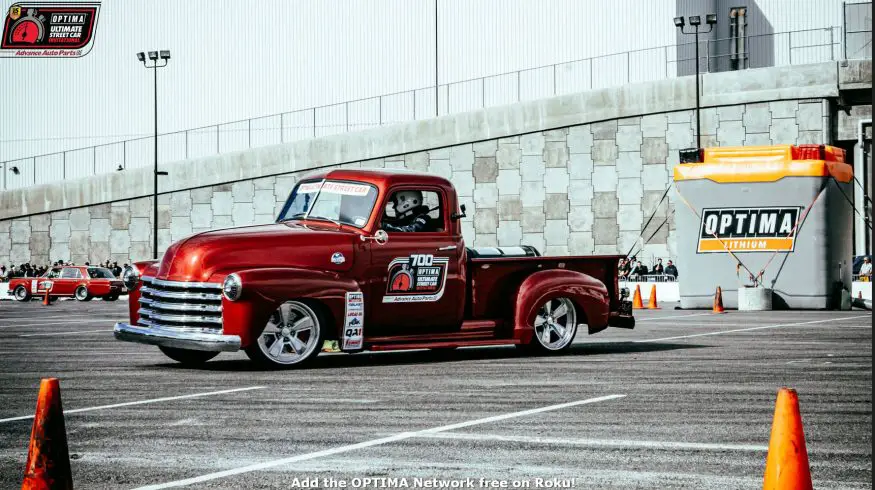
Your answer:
[114,169,634,368]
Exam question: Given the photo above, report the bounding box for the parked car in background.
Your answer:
[9,265,125,302]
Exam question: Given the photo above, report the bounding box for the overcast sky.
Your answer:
[0,0,849,164]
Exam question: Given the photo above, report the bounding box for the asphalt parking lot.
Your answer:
[0,299,870,489]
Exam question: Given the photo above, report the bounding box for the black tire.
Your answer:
[74,286,92,302]
[245,300,326,369]
[13,285,30,302]
[158,346,219,365]
[103,293,119,301]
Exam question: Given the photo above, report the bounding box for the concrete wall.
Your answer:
[0,61,868,268]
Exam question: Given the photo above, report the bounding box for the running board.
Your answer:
[367,339,521,351]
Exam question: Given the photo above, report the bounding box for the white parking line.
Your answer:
[635,312,715,322]
[18,329,113,337]
[636,316,870,343]
[0,318,119,328]
[0,386,266,423]
[134,394,626,489]
[415,432,768,452]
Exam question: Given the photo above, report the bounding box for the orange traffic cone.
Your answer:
[647,284,660,309]
[712,286,726,314]
[21,378,73,490]
[632,285,644,309]
[762,388,813,490]
[41,288,51,306]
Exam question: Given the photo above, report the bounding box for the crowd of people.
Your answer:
[618,256,678,281]
[0,260,127,282]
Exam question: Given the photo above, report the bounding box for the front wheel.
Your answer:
[158,346,219,366]
[519,297,579,354]
[74,286,92,302]
[13,285,31,302]
[245,300,325,368]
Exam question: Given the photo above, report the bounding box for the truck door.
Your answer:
[366,186,465,335]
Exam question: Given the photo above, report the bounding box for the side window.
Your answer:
[60,268,81,279]
[382,189,444,232]
[47,269,61,279]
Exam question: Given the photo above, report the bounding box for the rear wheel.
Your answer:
[245,300,324,368]
[158,346,219,365]
[13,285,30,302]
[519,297,578,354]
[74,286,92,302]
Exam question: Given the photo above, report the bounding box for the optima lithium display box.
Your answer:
[673,145,854,309]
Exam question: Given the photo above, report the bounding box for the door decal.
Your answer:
[342,292,364,350]
[383,254,449,303]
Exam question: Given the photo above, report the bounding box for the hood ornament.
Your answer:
[331,252,346,265]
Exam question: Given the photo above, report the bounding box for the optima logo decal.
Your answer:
[697,207,801,253]
[1,2,100,57]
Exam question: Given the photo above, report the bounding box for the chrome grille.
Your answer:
[138,276,223,333]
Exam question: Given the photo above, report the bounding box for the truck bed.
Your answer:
[465,247,623,321]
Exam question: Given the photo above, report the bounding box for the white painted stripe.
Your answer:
[415,432,768,452]
[18,329,113,337]
[635,312,715,322]
[0,318,119,328]
[0,386,266,423]
[134,394,626,489]
[636,316,871,343]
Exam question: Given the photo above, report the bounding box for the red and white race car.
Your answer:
[9,265,125,302]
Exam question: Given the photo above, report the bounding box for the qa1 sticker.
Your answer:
[342,291,364,350]
[331,252,345,265]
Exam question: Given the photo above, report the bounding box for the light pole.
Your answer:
[674,14,716,148]
[434,0,439,117]
[137,50,170,260]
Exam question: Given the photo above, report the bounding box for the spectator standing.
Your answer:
[633,261,649,276]
[665,260,678,278]
[652,258,664,274]
[860,257,872,280]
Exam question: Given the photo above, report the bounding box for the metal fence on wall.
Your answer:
[0,26,858,191]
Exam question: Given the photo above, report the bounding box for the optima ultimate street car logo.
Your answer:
[383,254,449,303]
[697,207,802,253]
[1,2,100,57]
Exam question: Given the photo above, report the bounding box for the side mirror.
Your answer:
[360,229,389,245]
[451,204,467,221]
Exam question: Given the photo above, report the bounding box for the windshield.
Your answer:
[278,180,378,228]
[88,268,117,279]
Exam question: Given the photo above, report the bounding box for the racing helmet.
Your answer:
[393,190,423,215]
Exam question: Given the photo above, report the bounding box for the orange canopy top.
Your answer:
[673,145,853,183]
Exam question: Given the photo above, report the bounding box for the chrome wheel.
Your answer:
[532,297,577,351]
[253,301,322,366]
[13,285,29,301]
[74,286,91,301]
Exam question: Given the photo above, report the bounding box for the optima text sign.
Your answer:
[697,207,801,253]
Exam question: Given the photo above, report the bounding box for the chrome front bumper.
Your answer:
[113,322,241,352]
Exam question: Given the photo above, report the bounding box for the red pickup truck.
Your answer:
[114,169,634,368]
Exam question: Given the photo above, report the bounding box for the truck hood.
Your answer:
[156,222,357,282]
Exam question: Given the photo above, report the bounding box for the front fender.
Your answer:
[220,267,361,348]
[512,269,610,342]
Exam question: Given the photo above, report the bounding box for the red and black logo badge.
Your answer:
[383,254,450,303]
[2,2,100,57]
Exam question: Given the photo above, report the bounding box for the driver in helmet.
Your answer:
[382,190,434,232]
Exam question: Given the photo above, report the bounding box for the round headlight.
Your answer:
[222,273,242,301]
[122,265,140,289]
